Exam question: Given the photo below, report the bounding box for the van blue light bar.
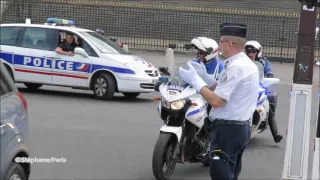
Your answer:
[46,18,75,25]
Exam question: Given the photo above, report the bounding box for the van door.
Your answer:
[51,31,93,87]
[0,26,23,74]
[13,27,58,83]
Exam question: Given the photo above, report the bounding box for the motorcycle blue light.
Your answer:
[46,18,75,25]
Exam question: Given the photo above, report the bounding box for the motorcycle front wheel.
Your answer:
[152,132,178,180]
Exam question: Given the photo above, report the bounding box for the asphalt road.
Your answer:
[17,49,319,180]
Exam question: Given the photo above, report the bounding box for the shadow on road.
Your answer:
[18,87,154,103]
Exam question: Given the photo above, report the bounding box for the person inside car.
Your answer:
[55,33,78,56]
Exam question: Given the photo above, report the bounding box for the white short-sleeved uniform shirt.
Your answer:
[209,52,260,121]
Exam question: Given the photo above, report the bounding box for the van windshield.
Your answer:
[79,31,129,55]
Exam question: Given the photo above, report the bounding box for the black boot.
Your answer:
[267,94,283,143]
[268,108,283,143]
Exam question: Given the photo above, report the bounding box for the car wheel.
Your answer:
[5,162,27,180]
[24,83,42,90]
[92,73,116,100]
[122,92,140,99]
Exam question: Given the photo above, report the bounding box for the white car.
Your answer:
[0,19,160,100]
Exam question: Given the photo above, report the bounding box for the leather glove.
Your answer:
[179,62,207,93]
[189,61,217,88]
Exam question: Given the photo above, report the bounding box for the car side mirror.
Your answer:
[74,47,89,58]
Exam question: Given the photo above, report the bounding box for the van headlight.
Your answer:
[171,100,186,110]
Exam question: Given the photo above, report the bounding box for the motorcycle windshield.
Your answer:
[167,61,191,87]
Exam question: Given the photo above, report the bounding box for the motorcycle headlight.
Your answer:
[170,100,186,110]
[161,98,186,110]
[161,97,170,109]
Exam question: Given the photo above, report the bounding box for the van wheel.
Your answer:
[122,93,140,99]
[5,162,27,180]
[24,83,42,90]
[92,73,116,100]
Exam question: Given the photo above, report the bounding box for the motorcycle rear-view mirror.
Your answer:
[154,81,163,92]
[159,67,170,76]
[154,77,169,92]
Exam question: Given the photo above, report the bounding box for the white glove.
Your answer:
[179,62,207,93]
[189,61,217,88]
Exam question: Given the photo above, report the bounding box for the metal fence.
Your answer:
[1,0,319,63]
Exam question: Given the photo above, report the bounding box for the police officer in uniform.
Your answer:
[179,23,260,180]
[190,37,224,116]
[244,40,283,143]
[190,37,224,78]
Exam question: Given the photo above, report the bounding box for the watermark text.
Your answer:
[15,157,67,164]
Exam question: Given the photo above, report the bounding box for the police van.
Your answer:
[0,18,160,100]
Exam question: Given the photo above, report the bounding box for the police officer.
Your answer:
[190,37,224,79]
[244,40,283,143]
[179,23,259,180]
[190,37,224,116]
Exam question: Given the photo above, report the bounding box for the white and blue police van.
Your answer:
[0,18,160,100]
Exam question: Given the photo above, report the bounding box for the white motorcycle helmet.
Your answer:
[191,37,219,63]
[244,40,262,58]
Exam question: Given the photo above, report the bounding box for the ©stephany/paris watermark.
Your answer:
[15,157,67,164]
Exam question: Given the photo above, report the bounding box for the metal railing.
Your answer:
[1,0,319,63]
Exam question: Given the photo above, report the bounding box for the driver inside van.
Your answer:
[55,33,78,56]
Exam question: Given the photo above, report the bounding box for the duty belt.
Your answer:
[210,118,250,126]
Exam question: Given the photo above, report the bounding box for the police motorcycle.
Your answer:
[250,77,280,139]
[152,60,212,180]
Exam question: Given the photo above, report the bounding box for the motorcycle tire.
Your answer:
[152,132,178,180]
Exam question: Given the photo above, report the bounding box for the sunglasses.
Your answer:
[198,51,207,55]
[246,49,258,53]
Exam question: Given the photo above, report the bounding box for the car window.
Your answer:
[80,31,129,55]
[21,27,58,51]
[0,65,14,97]
[57,31,98,57]
[79,38,98,57]
[0,26,22,46]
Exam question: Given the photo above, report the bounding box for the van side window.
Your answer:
[0,27,22,46]
[79,38,98,57]
[21,27,58,51]
[58,31,98,57]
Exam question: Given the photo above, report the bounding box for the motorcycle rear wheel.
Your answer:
[152,132,178,180]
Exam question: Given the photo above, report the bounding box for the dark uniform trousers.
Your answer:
[209,119,251,180]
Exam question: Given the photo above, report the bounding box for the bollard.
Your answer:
[123,44,129,53]
[165,48,175,73]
